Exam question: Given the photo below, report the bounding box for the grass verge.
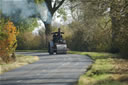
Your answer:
[68,51,128,85]
[0,55,39,75]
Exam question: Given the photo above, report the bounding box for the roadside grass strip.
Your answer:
[0,55,39,74]
[68,51,128,85]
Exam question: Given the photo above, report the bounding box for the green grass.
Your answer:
[0,55,39,74]
[68,51,118,60]
[68,51,128,85]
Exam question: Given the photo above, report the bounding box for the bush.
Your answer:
[66,20,112,52]
[17,32,41,50]
[0,19,18,63]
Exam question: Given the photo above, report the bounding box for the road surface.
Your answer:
[0,52,93,85]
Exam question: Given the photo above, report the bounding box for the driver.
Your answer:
[57,28,62,40]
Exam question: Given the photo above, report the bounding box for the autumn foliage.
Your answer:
[0,20,18,63]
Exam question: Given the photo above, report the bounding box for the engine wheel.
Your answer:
[48,43,54,55]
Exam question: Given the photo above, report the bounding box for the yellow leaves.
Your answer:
[5,21,17,35]
[0,20,18,62]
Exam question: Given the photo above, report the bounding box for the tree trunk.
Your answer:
[110,2,121,53]
[44,22,52,48]
[11,52,16,61]
[110,17,120,53]
[42,0,65,48]
[44,23,52,35]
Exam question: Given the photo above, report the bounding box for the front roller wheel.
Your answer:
[48,42,54,55]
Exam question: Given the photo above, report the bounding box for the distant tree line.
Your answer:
[66,0,128,57]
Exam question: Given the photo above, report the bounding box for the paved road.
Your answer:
[0,52,93,85]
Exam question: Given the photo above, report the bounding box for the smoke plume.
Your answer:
[0,0,52,24]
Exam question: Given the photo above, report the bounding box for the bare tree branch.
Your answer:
[44,0,53,15]
[53,0,57,9]
[53,0,65,13]
[44,0,65,16]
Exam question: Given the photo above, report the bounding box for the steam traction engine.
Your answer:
[48,28,67,54]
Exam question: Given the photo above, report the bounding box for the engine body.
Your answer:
[48,29,67,54]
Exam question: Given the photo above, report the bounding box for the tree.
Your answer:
[68,0,112,51]
[110,0,128,53]
[1,0,66,45]
[44,0,65,34]
[35,0,65,42]
[109,0,128,55]
[69,0,128,56]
